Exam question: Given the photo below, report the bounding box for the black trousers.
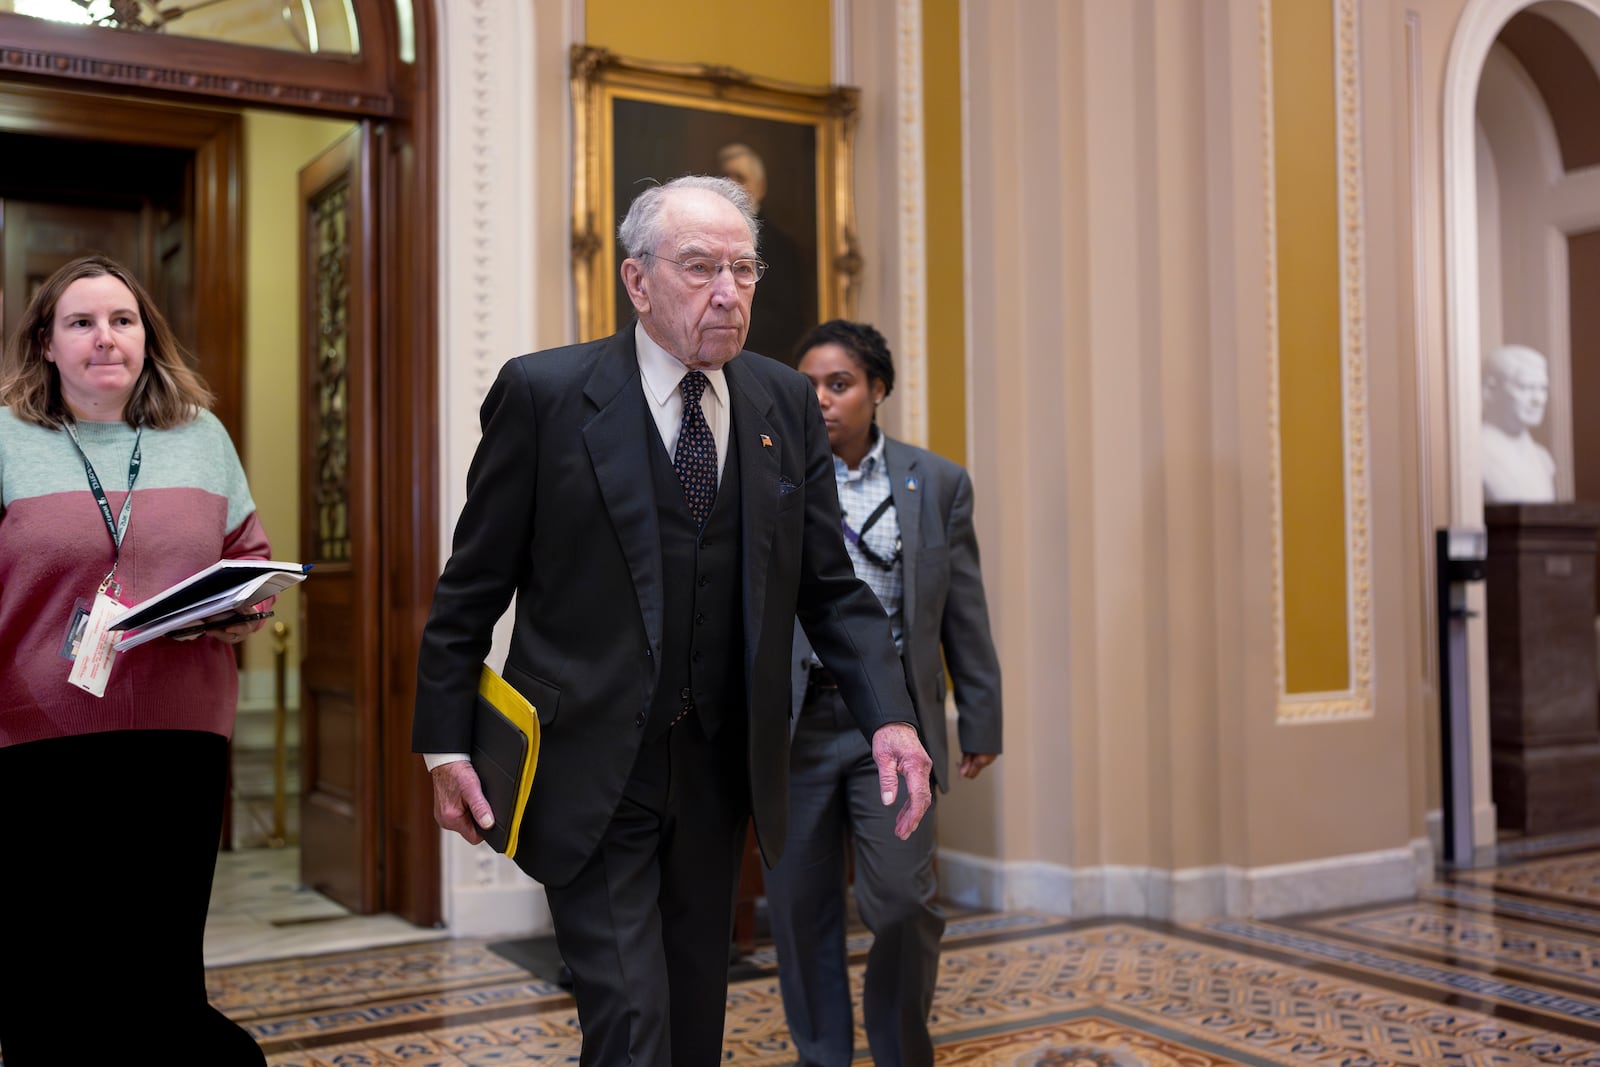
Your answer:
[0,729,266,1067]
[764,685,945,1067]
[545,711,751,1067]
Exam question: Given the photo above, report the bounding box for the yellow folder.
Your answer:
[472,665,540,859]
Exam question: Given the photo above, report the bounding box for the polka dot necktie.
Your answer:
[674,371,718,526]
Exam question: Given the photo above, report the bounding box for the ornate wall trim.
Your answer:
[896,0,928,447]
[1267,0,1375,722]
[0,46,388,112]
[959,0,976,466]
[1406,10,1439,705]
[0,9,397,116]
[832,0,853,84]
[434,0,550,934]
[437,0,539,464]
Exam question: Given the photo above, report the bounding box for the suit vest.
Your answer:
[644,403,743,740]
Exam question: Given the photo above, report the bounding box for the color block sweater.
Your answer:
[0,408,271,747]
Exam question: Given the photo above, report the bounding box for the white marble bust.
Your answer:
[1481,343,1557,504]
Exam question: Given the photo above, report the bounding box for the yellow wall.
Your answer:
[239,110,354,680]
[586,1,831,85]
[923,0,965,465]
[1273,1,1350,694]
[586,3,969,462]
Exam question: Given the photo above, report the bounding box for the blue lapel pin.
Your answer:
[906,476,918,491]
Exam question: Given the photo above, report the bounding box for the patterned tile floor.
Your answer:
[205,848,446,967]
[38,846,1600,1063]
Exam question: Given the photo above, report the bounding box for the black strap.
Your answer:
[855,495,894,538]
[841,493,900,572]
[64,422,141,565]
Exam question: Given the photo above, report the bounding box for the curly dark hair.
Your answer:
[792,319,895,399]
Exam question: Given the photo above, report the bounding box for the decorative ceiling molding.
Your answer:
[0,42,392,113]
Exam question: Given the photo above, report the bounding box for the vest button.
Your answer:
[679,686,692,700]
[698,575,710,587]
[634,711,646,727]
[695,613,706,625]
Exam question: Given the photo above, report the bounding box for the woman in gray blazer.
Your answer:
[766,320,1003,1067]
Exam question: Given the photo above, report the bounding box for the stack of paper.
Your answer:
[108,559,311,651]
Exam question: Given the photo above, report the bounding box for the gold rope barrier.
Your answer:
[270,621,290,848]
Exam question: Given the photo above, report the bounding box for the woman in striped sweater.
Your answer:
[0,255,270,1065]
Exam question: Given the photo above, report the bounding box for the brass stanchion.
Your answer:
[270,621,290,848]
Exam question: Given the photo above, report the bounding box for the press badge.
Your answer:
[66,588,123,698]
[59,598,92,661]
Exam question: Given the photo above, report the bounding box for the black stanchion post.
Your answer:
[1436,527,1487,869]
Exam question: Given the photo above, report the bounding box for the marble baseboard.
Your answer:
[1223,845,1420,917]
[937,842,1429,920]
[443,837,555,939]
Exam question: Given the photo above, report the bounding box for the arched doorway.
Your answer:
[1442,0,1600,859]
[0,0,442,925]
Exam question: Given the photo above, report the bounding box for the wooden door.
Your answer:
[0,2,441,925]
[0,200,142,339]
[298,126,381,913]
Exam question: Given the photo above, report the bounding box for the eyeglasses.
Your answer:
[641,251,768,288]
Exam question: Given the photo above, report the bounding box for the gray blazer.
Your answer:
[792,434,1002,790]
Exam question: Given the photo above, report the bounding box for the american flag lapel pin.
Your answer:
[760,434,773,448]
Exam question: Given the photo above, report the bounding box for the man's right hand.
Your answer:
[430,759,495,844]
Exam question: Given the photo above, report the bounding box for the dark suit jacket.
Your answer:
[792,435,1002,790]
[413,328,914,887]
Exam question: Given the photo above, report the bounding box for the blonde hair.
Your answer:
[0,254,214,429]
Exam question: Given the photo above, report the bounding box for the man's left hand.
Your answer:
[959,752,999,779]
[871,722,934,839]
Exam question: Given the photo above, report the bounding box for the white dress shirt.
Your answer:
[426,324,733,771]
[634,322,731,482]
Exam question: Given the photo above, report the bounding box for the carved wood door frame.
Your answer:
[299,127,380,912]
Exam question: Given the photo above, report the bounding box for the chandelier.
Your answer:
[13,0,359,55]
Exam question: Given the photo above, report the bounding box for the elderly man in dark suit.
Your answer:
[768,320,1003,1067]
[411,176,933,1067]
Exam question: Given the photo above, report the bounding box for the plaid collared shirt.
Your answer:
[835,430,903,649]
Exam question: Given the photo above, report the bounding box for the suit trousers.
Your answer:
[764,686,945,1067]
[544,711,751,1067]
[0,729,266,1067]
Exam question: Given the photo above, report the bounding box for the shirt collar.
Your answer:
[834,426,887,482]
[635,322,729,410]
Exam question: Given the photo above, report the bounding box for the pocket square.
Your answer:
[778,476,799,496]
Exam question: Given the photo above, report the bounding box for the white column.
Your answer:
[431,0,568,938]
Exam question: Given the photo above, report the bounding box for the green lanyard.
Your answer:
[64,422,142,594]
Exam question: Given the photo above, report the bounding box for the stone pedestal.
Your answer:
[1486,503,1600,835]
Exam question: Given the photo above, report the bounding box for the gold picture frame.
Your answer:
[570,45,861,364]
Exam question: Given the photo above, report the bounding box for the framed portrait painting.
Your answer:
[570,45,861,365]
